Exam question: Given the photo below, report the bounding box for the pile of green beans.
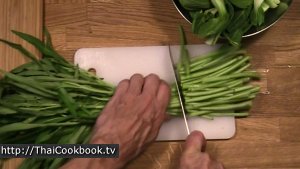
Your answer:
[0,30,259,168]
[0,30,115,169]
[168,29,260,118]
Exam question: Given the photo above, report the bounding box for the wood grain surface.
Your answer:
[1,0,300,168]
[0,0,43,168]
[0,0,43,71]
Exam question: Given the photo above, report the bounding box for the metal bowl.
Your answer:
[172,0,293,37]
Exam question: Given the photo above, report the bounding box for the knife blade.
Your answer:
[168,45,190,135]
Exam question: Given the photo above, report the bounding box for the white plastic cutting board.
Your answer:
[74,45,236,140]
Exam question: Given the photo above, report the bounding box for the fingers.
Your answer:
[180,131,223,169]
[111,74,144,102]
[105,79,130,109]
[113,79,130,98]
[152,81,171,128]
[115,74,161,97]
[145,81,171,142]
[142,74,161,96]
[183,131,206,155]
[156,81,171,111]
[128,74,144,95]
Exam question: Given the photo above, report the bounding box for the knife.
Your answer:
[168,45,190,135]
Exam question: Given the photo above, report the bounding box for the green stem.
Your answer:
[199,101,252,111]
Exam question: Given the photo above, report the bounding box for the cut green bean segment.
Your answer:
[185,79,232,90]
[185,87,228,97]
[207,56,250,77]
[210,112,249,117]
[202,71,260,83]
[182,56,242,81]
[199,101,252,111]
[188,110,213,116]
[171,41,260,121]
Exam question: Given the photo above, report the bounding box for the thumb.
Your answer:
[182,131,206,155]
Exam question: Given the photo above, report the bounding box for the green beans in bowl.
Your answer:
[173,0,293,46]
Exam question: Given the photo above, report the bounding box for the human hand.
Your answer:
[61,74,171,169]
[179,131,224,169]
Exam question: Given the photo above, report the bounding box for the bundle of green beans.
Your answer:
[168,27,260,119]
[0,29,259,168]
[0,30,114,168]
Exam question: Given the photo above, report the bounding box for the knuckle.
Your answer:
[119,79,129,86]
[160,82,171,95]
[147,73,159,80]
[120,93,135,104]
[131,73,143,80]
[142,92,155,103]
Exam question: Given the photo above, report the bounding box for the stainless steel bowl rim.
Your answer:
[172,0,293,38]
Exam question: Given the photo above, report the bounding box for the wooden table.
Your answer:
[0,0,43,71]
[0,0,43,168]
[2,0,300,168]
